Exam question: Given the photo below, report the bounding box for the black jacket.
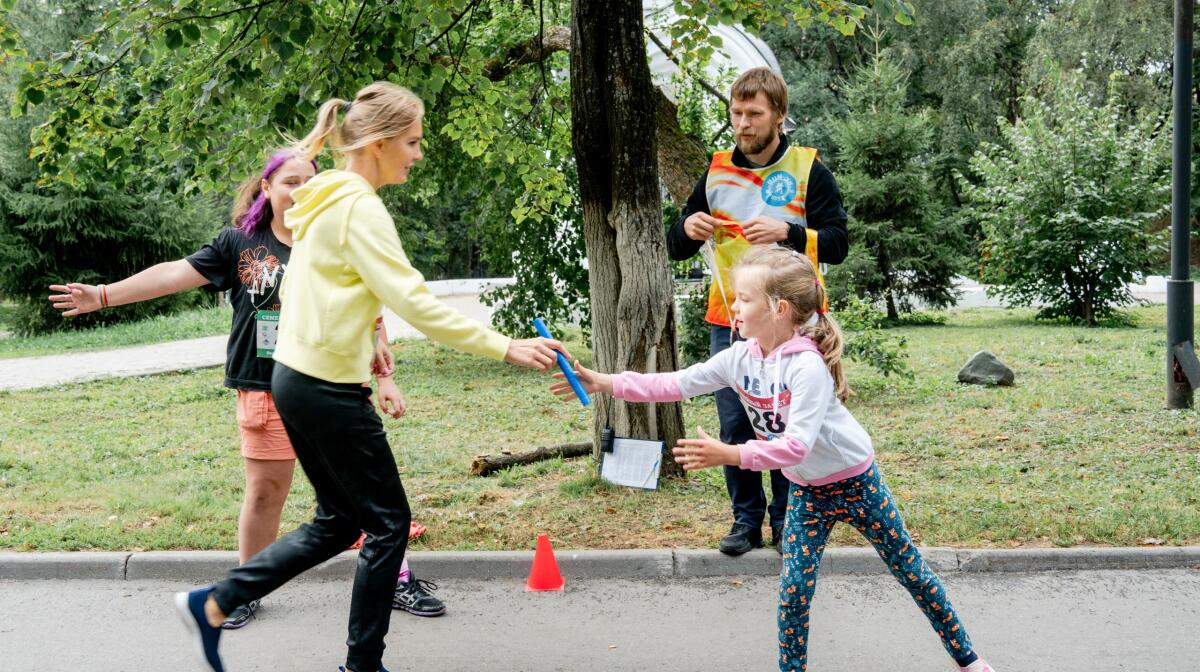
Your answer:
[665,134,849,264]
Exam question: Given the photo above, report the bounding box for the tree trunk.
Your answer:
[878,250,899,320]
[570,0,685,477]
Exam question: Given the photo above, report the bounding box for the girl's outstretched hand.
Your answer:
[549,359,612,399]
[673,426,741,471]
[48,283,101,316]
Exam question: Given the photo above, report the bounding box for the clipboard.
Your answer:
[597,428,663,491]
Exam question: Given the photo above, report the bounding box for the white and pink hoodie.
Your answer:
[611,331,875,487]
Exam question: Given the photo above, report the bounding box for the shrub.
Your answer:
[0,175,219,335]
[676,280,711,366]
[961,72,1170,326]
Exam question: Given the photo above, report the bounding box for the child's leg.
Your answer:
[844,465,976,665]
[778,483,837,672]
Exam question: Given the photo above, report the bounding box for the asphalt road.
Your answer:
[3,569,1198,671]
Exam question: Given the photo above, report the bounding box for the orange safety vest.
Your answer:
[702,145,823,326]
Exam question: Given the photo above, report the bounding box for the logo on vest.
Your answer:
[761,171,797,207]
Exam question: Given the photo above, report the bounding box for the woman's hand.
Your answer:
[371,338,394,377]
[549,359,612,399]
[504,337,571,372]
[672,426,741,471]
[375,375,407,419]
[48,283,102,317]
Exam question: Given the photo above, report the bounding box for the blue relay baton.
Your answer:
[533,317,590,407]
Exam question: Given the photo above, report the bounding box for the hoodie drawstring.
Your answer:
[700,239,736,345]
[771,344,783,418]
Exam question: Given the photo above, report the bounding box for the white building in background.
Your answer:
[643,0,784,102]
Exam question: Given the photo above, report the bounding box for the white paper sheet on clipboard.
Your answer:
[599,437,663,490]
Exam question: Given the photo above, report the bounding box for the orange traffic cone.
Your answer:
[525,533,565,592]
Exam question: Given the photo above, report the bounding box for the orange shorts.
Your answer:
[236,390,296,461]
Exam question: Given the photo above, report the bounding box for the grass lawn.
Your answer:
[0,305,1197,552]
[0,304,232,359]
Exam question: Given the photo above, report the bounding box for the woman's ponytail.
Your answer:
[291,83,425,162]
[292,98,347,161]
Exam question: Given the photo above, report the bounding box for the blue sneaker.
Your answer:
[174,586,225,671]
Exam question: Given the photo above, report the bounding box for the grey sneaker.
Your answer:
[220,599,260,630]
[392,575,446,617]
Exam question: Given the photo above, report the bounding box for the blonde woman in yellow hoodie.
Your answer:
[174,82,569,672]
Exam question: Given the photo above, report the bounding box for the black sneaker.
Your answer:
[770,523,785,555]
[220,599,260,630]
[392,575,446,617]
[718,523,762,556]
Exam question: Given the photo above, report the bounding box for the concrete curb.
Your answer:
[3,547,1198,582]
[955,546,1200,573]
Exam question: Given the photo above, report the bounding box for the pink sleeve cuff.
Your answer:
[612,371,684,402]
[739,436,811,471]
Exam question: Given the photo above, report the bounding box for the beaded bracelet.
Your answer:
[99,284,109,308]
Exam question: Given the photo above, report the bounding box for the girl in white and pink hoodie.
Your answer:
[553,247,995,672]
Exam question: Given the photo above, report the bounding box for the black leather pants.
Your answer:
[213,363,411,672]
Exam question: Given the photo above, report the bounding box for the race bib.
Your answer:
[255,310,280,358]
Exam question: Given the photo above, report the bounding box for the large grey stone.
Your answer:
[957,350,1015,386]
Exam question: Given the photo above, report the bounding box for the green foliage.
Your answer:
[765,0,1047,223]
[762,19,848,157]
[825,46,964,319]
[477,158,590,339]
[962,71,1170,326]
[0,171,219,335]
[835,294,910,379]
[675,280,710,366]
[1023,1,1173,119]
[12,0,586,338]
[0,0,217,335]
[887,0,1042,211]
[6,0,920,348]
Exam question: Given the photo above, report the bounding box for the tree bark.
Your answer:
[655,88,710,205]
[473,24,708,206]
[570,0,685,477]
[470,442,592,477]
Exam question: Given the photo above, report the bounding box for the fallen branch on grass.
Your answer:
[470,442,592,477]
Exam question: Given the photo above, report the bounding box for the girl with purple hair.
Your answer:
[49,150,442,627]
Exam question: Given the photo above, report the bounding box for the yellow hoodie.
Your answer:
[273,170,511,383]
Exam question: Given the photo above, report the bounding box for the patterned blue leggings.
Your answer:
[777,464,973,671]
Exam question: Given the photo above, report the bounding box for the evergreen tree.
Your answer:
[0,1,217,335]
[825,41,964,320]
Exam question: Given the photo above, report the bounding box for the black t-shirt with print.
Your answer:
[186,227,290,391]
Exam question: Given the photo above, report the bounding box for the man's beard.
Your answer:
[736,130,774,157]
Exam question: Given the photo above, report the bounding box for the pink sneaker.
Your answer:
[958,659,995,672]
